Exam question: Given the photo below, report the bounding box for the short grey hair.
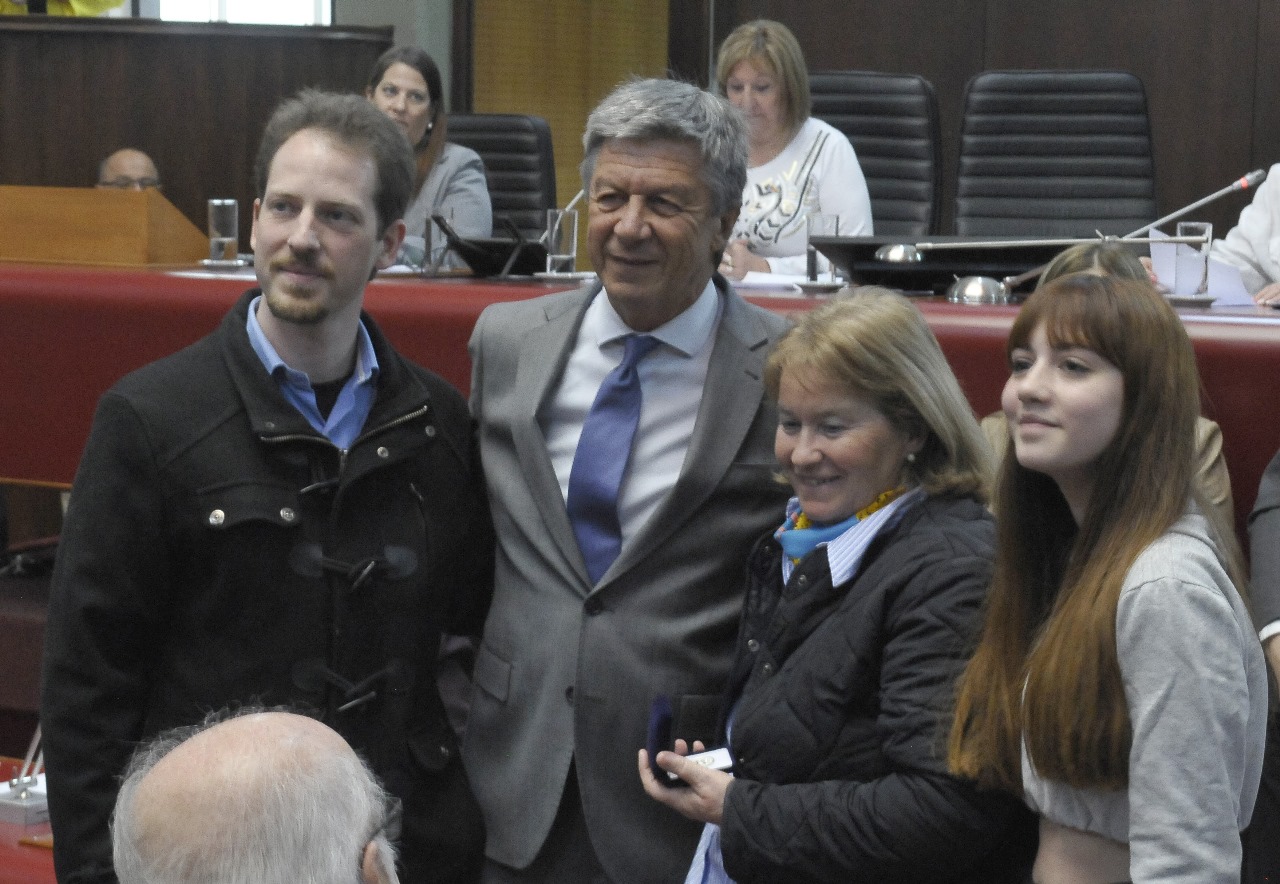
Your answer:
[580,77,748,216]
[111,708,395,884]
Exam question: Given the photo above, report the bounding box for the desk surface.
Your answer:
[0,759,54,884]
[3,263,1280,539]
[0,265,572,485]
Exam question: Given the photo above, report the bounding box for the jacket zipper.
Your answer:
[259,403,433,474]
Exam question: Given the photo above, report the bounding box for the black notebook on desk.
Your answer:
[433,214,548,277]
[813,236,1069,295]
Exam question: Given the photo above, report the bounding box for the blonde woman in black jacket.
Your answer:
[640,288,1034,883]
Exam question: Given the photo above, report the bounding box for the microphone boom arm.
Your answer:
[1002,169,1268,290]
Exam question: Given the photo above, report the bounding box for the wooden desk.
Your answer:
[0,265,568,486]
[0,758,54,884]
[3,264,1279,536]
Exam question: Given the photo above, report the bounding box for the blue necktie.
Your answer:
[566,334,660,583]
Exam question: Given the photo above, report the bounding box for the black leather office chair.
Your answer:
[810,71,942,236]
[447,113,557,243]
[955,70,1156,237]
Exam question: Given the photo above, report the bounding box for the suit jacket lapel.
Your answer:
[511,286,597,589]
[605,282,775,582]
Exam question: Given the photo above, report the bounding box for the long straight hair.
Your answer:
[948,274,1241,791]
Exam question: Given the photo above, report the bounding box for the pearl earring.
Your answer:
[906,452,916,464]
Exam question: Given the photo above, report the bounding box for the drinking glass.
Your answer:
[806,212,840,282]
[546,209,578,274]
[207,199,238,262]
[1173,221,1212,296]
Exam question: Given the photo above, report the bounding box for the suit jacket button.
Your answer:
[796,574,808,588]
[746,639,759,652]
[761,663,773,676]
[584,597,603,615]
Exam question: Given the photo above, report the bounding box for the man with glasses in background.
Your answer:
[95,148,161,190]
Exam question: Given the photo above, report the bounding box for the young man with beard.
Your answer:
[41,90,492,884]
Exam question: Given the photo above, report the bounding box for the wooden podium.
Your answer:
[0,186,208,266]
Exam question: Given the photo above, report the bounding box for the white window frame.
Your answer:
[151,0,331,25]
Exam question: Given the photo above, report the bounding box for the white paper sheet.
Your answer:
[1148,232,1253,306]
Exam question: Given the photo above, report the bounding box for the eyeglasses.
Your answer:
[97,177,162,190]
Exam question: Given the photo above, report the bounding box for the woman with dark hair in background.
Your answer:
[366,45,491,267]
[950,274,1266,883]
[714,20,871,280]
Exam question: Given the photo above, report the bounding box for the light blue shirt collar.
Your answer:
[245,295,379,449]
[780,487,925,586]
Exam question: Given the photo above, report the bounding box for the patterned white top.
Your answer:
[732,116,872,276]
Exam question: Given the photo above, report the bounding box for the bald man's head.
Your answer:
[112,711,397,884]
[97,149,161,190]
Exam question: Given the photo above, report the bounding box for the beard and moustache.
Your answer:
[259,251,336,326]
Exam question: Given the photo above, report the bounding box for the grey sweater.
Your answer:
[401,142,493,268]
[1022,510,1267,883]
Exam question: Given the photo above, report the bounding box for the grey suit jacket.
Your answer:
[460,278,792,882]
[1250,447,1280,630]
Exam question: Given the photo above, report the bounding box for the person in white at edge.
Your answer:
[1212,161,1280,306]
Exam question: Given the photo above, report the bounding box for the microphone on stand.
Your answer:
[1001,169,1269,292]
[1123,168,1266,238]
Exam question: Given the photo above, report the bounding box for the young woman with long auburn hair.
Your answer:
[948,274,1267,883]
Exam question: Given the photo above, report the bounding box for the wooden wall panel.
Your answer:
[1254,2,1280,176]
[666,0,1278,236]
[472,0,670,261]
[984,0,1258,236]
[667,0,712,84]
[0,18,392,249]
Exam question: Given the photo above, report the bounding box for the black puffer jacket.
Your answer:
[718,494,1034,883]
[42,291,494,884]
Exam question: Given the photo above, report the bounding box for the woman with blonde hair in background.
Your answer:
[714,20,872,279]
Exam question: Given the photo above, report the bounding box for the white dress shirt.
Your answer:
[542,281,722,549]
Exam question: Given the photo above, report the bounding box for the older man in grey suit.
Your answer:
[461,79,792,883]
